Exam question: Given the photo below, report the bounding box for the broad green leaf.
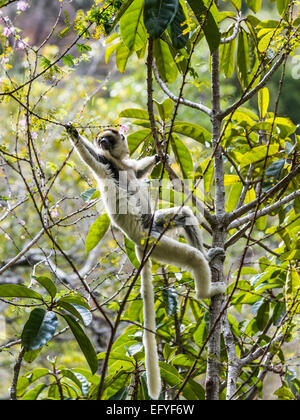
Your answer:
[60,369,90,396]
[57,295,90,310]
[21,309,58,351]
[258,87,269,119]
[159,361,205,400]
[106,0,135,34]
[170,1,189,49]
[116,42,132,73]
[262,159,285,192]
[81,188,100,202]
[246,0,262,13]
[58,301,93,326]
[33,276,57,299]
[124,236,140,269]
[285,267,300,313]
[119,108,151,120]
[143,0,179,39]
[120,0,147,51]
[277,0,289,16]
[171,133,194,179]
[63,314,98,375]
[230,0,241,10]
[237,31,249,90]
[21,384,46,400]
[23,348,42,364]
[172,121,211,144]
[240,145,279,168]
[86,213,110,254]
[162,286,178,316]
[154,99,174,122]
[126,129,152,154]
[226,183,243,212]
[0,284,43,300]
[154,38,178,83]
[220,36,236,79]
[17,368,49,394]
[187,0,220,53]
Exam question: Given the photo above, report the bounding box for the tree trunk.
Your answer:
[205,8,226,399]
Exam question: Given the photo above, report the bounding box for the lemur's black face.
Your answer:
[96,129,128,159]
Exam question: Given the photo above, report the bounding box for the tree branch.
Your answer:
[220,13,242,44]
[153,62,212,116]
[219,54,286,119]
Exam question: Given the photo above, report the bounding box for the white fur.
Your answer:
[67,127,226,400]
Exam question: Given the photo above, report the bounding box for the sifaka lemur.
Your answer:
[65,123,226,400]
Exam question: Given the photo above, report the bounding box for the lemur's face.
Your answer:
[95,129,129,159]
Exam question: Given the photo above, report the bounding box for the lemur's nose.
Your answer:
[100,138,110,150]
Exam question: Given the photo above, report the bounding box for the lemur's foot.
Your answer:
[209,282,226,297]
[207,247,225,262]
[65,122,79,138]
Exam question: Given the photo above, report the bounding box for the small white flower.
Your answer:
[17,1,29,12]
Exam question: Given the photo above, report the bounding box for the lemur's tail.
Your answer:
[136,247,161,400]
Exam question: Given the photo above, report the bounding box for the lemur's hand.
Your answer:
[155,153,170,165]
[65,122,79,138]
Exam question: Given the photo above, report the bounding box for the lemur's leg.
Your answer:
[135,246,161,400]
[154,206,207,257]
[146,235,225,299]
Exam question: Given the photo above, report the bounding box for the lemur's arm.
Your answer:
[130,154,168,179]
[66,124,105,175]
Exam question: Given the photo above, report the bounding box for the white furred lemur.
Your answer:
[66,124,226,400]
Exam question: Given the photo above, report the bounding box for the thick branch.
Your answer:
[227,164,300,226]
[153,63,212,116]
[220,13,242,44]
[229,189,300,230]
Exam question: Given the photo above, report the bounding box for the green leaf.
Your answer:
[58,302,93,326]
[237,31,249,89]
[246,0,262,13]
[81,188,100,202]
[0,284,43,300]
[143,0,179,39]
[258,87,269,119]
[63,314,98,375]
[63,54,75,67]
[126,129,152,154]
[240,145,279,168]
[21,309,58,351]
[21,384,47,400]
[116,42,132,73]
[33,276,57,299]
[60,369,90,396]
[119,108,151,120]
[57,295,90,310]
[106,0,135,34]
[220,36,236,79]
[17,368,49,395]
[120,0,147,51]
[86,213,110,254]
[162,286,178,316]
[154,99,174,122]
[172,121,211,144]
[171,133,194,179]
[285,267,300,313]
[159,361,205,400]
[170,1,189,49]
[230,0,241,10]
[187,0,221,53]
[277,0,289,16]
[23,348,42,364]
[124,236,140,269]
[154,38,178,83]
[262,159,285,192]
